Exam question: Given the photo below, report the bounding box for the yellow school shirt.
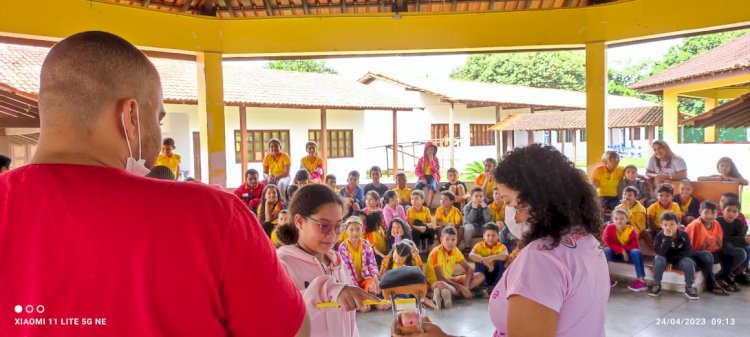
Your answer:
[346,240,364,282]
[616,225,636,246]
[393,186,413,204]
[472,241,507,258]
[425,246,465,285]
[488,201,506,223]
[615,202,647,234]
[263,152,291,176]
[364,228,387,254]
[591,166,624,197]
[155,153,181,177]
[647,202,682,229]
[407,206,432,226]
[475,173,496,199]
[271,226,280,245]
[424,161,432,175]
[435,206,462,226]
[301,155,322,174]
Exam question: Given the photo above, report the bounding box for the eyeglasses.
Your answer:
[303,216,344,235]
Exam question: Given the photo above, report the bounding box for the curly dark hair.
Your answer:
[385,218,412,252]
[493,144,603,249]
[276,184,343,245]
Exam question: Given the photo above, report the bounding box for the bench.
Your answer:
[669,180,741,203]
[608,257,721,293]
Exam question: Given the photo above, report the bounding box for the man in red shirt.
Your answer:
[0,31,309,337]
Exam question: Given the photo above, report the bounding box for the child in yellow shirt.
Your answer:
[154,138,181,179]
[425,226,485,309]
[591,151,625,211]
[646,183,683,248]
[435,191,463,242]
[392,173,413,210]
[468,223,508,287]
[407,190,436,252]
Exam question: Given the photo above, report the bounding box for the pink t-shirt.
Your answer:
[488,231,609,337]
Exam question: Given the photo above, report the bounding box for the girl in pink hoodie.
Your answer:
[415,141,440,207]
[276,184,379,337]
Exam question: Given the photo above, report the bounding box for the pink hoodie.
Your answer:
[277,245,360,337]
[415,141,440,183]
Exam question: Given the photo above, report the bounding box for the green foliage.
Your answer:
[460,160,485,182]
[450,52,586,91]
[265,60,338,74]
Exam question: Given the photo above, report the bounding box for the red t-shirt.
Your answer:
[1,164,304,337]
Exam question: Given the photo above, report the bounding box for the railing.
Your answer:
[367,138,463,176]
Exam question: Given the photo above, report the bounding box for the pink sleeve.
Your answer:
[303,275,348,318]
[220,198,305,336]
[505,247,567,313]
[383,207,394,227]
[399,206,407,221]
[415,158,425,179]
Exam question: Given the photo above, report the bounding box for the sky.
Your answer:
[230,37,684,81]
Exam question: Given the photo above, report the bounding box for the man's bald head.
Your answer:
[39,31,161,126]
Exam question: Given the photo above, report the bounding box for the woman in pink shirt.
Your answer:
[396,144,610,337]
[277,184,379,337]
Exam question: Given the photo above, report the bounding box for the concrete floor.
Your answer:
[356,284,750,337]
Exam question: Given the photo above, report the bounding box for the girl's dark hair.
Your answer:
[493,144,603,250]
[386,241,415,271]
[383,190,398,204]
[366,191,381,202]
[385,218,412,251]
[277,184,344,245]
[717,157,744,179]
[365,211,384,234]
[146,165,176,180]
[440,191,456,202]
[257,184,283,223]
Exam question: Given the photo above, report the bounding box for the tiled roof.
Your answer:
[682,92,750,128]
[0,43,420,111]
[490,106,670,131]
[360,71,657,110]
[631,33,750,92]
[0,83,39,128]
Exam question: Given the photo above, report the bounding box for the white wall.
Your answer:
[159,111,192,179]
[672,143,750,180]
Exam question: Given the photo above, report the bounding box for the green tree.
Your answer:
[265,60,338,74]
[450,52,586,91]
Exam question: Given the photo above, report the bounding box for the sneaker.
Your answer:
[684,287,699,300]
[440,289,452,309]
[628,279,647,292]
[610,279,618,288]
[723,279,742,292]
[432,290,442,310]
[648,284,662,297]
[708,282,730,296]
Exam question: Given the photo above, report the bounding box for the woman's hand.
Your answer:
[337,285,380,311]
[392,316,450,337]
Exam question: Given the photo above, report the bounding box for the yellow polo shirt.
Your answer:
[407,206,432,226]
[488,201,506,223]
[615,202,647,234]
[393,186,413,204]
[591,166,624,197]
[155,153,181,177]
[425,246,465,285]
[475,173,496,199]
[471,241,507,258]
[435,206,462,226]
[647,202,682,229]
[263,152,291,176]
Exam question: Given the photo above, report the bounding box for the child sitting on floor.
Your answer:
[339,170,364,218]
[364,166,390,198]
[435,191,463,242]
[488,187,506,226]
[475,158,497,204]
[646,183,682,242]
[674,179,700,226]
[617,164,650,205]
[257,184,286,237]
[385,218,412,253]
[648,211,699,300]
[325,174,337,190]
[462,187,492,251]
[602,209,647,292]
[363,191,382,215]
[616,186,647,237]
[425,226,486,309]
[270,209,289,247]
[337,216,385,312]
[441,167,469,210]
[698,157,749,186]
[364,211,388,265]
[468,223,508,287]
[392,172,413,210]
[406,190,436,252]
[382,190,407,229]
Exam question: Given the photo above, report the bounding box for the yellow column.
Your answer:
[662,89,679,144]
[703,98,717,143]
[196,52,227,187]
[585,42,607,174]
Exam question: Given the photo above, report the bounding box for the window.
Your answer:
[580,129,587,142]
[556,131,564,143]
[234,129,290,163]
[469,124,496,146]
[308,129,354,158]
[431,124,461,147]
[645,127,655,140]
[565,130,575,143]
[632,127,641,140]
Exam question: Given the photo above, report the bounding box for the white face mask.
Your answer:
[504,205,530,239]
[121,107,151,177]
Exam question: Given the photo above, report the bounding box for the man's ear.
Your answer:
[119,99,139,145]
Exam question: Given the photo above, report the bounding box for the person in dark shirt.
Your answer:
[673,179,700,226]
[363,165,389,199]
[649,211,699,299]
[718,198,750,285]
